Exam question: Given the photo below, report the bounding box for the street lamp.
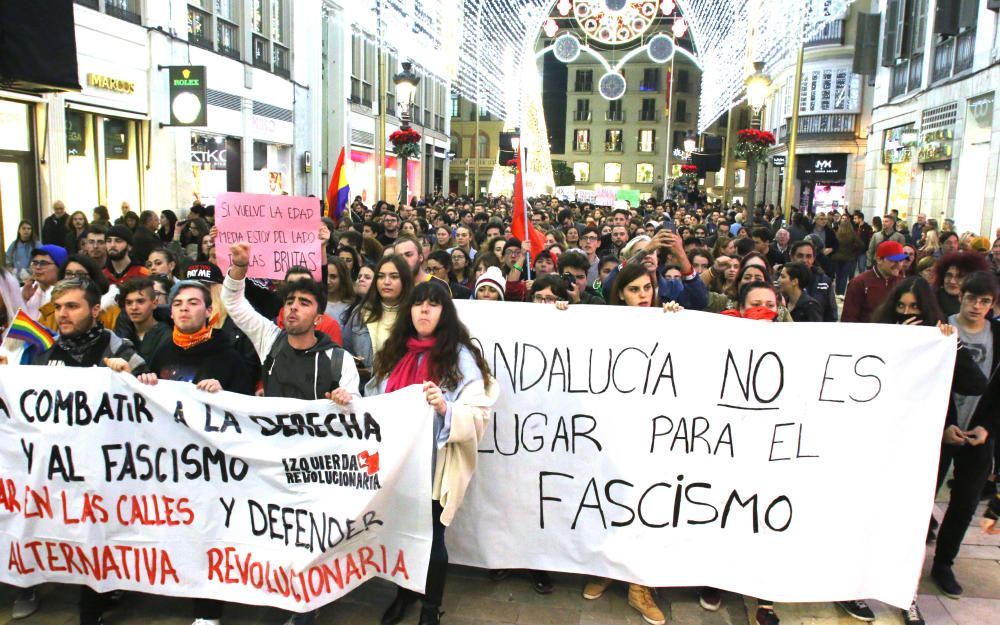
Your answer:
[683,131,698,154]
[393,61,420,206]
[745,61,771,113]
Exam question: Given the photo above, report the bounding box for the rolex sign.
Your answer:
[168,66,207,127]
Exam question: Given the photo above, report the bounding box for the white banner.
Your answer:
[448,302,954,609]
[554,186,576,202]
[0,369,433,612]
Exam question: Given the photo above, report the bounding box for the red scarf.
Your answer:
[721,306,778,321]
[385,337,437,393]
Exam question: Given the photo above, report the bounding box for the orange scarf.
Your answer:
[172,314,218,349]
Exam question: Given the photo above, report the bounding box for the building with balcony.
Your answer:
[757,4,871,215]
[321,4,453,207]
[862,0,1000,235]
[0,0,324,250]
[447,96,505,197]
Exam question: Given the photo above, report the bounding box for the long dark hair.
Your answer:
[871,276,944,325]
[362,255,413,324]
[158,210,178,242]
[326,256,356,303]
[609,262,656,306]
[373,279,492,391]
[61,254,110,294]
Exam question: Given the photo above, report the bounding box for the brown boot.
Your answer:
[582,577,613,600]
[627,584,665,625]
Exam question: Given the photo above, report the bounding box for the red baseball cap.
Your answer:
[876,241,908,261]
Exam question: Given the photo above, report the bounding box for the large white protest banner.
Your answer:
[448,302,955,609]
[0,369,433,612]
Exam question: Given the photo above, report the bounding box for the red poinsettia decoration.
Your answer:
[506,157,519,174]
[680,164,698,174]
[389,128,422,144]
[735,128,776,162]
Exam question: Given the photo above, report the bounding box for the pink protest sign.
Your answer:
[214,192,322,280]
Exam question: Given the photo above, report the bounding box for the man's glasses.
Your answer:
[30,260,54,268]
[532,295,560,304]
[63,270,89,279]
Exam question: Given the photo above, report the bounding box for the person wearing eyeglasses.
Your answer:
[579,226,603,283]
[933,252,990,317]
[929,271,1000,601]
[20,244,68,318]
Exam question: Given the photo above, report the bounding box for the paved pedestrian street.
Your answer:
[2,494,998,625]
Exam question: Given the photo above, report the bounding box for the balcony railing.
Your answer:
[273,44,290,78]
[573,111,592,121]
[797,113,857,135]
[605,142,623,153]
[252,35,270,69]
[932,40,954,82]
[217,19,240,60]
[804,19,844,47]
[637,143,656,153]
[574,83,593,93]
[890,63,909,98]
[606,110,624,122]
[639,110,658,122]
[187,7,213,50]
[106,0,141,24]
[955,30,976,73]
[574,142,591,152]
[674,111,689,123]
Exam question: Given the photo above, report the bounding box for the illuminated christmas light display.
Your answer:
[346,0,850,131]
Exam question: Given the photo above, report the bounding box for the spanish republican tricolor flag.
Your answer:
[4,309,55,351]
[326,147,350,224]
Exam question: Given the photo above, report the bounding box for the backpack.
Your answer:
[262,335,344,398]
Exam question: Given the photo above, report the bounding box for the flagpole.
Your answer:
[519,145,531,281]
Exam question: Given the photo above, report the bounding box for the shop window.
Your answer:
[65,111,99,208]
[104,118,140,214]
[250,141,291,194]
[253,141,268,170]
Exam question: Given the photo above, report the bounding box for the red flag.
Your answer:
[511,154,547,261]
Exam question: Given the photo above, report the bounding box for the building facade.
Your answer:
[321,1,453,208]
[863,0,1000,235]
[448,96,505,198]
[0,0,324,253]
[756,4,872,215]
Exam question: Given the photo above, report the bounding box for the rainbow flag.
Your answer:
[326,147,350,224]
[4,309,55,351]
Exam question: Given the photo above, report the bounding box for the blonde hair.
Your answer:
[920,229,940,252]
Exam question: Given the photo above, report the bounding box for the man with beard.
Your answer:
[4,277,146,623]
[222,242,360,625]
[85,224,109,268]
[104,225,150,286]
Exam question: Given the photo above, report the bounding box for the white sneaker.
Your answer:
[192,620,221,625]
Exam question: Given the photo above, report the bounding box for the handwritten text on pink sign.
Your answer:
[214,192,321,280]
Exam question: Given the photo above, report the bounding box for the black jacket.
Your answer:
[131,226,159,267]
[41,214,69,246]
[789,292,823,322]
[946,318,1000,435]
[263,331,345,399]
[114,316,173,364]
[805,267,838,322]
[149,332,255,395]
[32,330,147,373]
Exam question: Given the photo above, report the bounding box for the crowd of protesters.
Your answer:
[2,192,1000,625]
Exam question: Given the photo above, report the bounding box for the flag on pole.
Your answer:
[326,148,350,224]
[511,153,546,262]
[4,309,55,351]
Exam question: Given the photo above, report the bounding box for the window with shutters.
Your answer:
[931,0,977,82]
[885,0,928,97]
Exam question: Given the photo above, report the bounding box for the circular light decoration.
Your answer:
[573,0,658,45]
[553,33,582,63]
[599,72,627,100]
[646,33,675,63]
[171,92,202,125]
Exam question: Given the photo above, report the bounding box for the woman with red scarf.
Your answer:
[370,279,497,625]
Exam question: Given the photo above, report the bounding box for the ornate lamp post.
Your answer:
[392,61,420,206]
[742,61,771,208]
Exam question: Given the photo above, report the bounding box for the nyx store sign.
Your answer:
[796,154,848,180]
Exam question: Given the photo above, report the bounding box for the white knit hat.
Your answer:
[474,266,506,300]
